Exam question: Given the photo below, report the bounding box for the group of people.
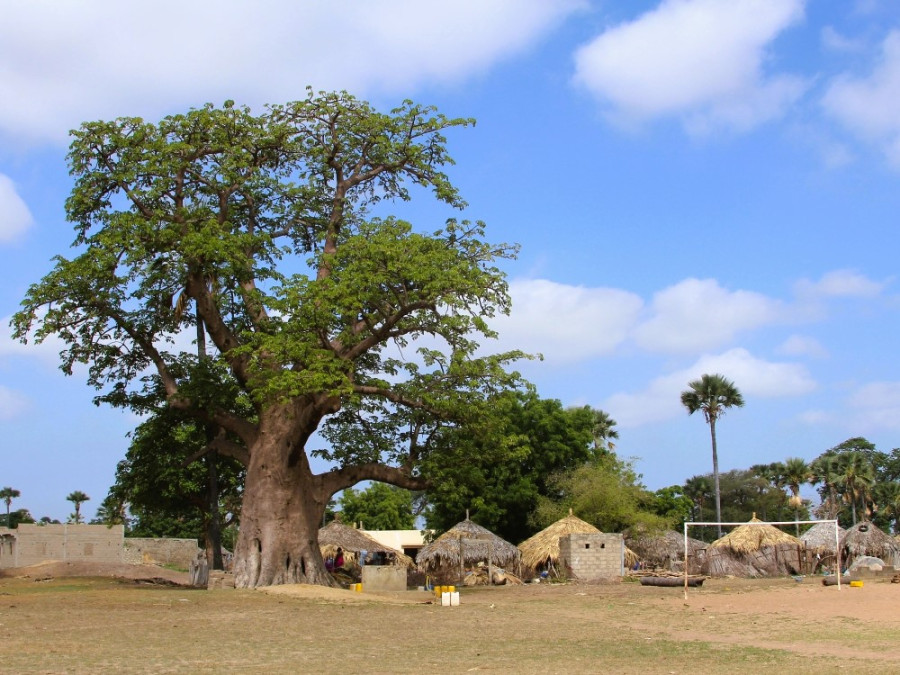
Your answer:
[325,547,345,572]
[324,546,397,572]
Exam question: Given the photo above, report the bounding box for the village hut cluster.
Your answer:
[319,512,900,590]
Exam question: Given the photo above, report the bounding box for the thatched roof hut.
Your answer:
[517,512,639,575]
[518,512,600,572]
[703,517,804,577]
[840,521,900,568]
[318,520,413,567]
[416,518,521,579]
[625,529,707,574]
[799,522,844,554]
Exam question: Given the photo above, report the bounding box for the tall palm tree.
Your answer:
[590,409,619,453]
[809,455,842,519]
[66,491,90,524]
[837,453,874,525]
[680,374,745,537]
[0,487,20,527]
[781,457,810,535]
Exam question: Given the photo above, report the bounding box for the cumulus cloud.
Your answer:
[846,381,900,431]
[633,278,782,354]
[604,347,815,428]
[823,31,900,167]
[492,279,643,363]
[0,175,33,243]
[572,0,807,133]
[0,0,585,144]
[794,269,888,299]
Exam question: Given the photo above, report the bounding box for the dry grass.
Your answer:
[1,574,899,673]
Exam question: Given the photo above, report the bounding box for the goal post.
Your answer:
[682,519,841,598]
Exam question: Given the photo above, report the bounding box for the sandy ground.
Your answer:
[0,560,192,585]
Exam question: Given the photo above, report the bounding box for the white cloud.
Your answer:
[633,278,782,354]
[0,0,585,144]
[0,175,33,243]
[821,26,865,53]
[794,269,888,299]
[0,385,29,420]
[572,0,807,133]
[776,334,829,359]
[823,31,900,167]
[604,347,815,428]
[492,279,643,364]
[846,381,900,431]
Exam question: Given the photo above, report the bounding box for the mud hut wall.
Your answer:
[9,524,125,567]
[123,538,201,568]
[559,533,624,582]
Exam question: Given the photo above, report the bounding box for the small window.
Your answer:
[584,543,590,549]
[600,543,605,549]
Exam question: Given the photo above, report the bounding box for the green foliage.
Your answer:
[809,437,885,527]
[13,89,523,498]
[66,491,90,524]
[2,509,35,528]
[338,483,414,530]
[682,469,798,541]
[651,486,693,523]
[532,456,669,534]
[421,392,605,543]
[105,407,244,541]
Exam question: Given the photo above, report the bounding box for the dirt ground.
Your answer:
[0,564,898,673]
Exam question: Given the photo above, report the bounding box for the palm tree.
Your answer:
[66,491,90,524]
[683,475,712,521]
[0,487,20,527]
[837,453,874,525]
[781,457,810,535]
[680,374,745,537]
[874,481,900,534]
[590,409,619,453]
[809,455,842,519]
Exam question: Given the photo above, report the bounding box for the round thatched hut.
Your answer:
[703,516,804,577]
[839,521,900,569]
[625,529,707,574]
[416,518,521,583]
[799,522,844,572]
[318,520,413,568]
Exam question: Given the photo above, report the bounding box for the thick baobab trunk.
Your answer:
[232,418,332,589]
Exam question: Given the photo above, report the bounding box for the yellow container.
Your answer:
[446,585,455,593]
[355,583,363,592]
[849,580,864,588]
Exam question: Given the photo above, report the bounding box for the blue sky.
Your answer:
[2,0,900,522]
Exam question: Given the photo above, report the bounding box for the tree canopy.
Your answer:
[422,392,605,543]
[13,91,526,587]
[338,482,415,531]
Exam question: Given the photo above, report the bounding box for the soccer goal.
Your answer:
[682,519,842,598]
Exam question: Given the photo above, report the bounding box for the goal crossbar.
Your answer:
[683,519,841,598]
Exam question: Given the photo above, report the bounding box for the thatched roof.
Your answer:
[518,513,601,571]
[840,521,900,567]
[626,529,707,573]
[318,520,413,567]
[800,522,844,553]
[416,519,521,573]
[709,517,802,554]
[703,517,804,578]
